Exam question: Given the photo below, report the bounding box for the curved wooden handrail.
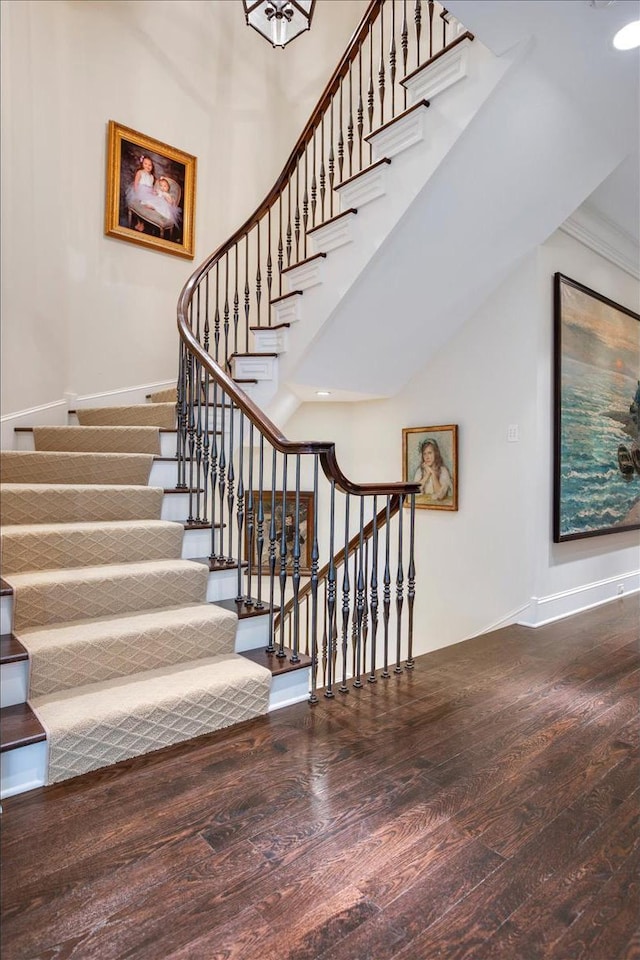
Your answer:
[274,494,403,627]
[178,311,419,497]
[178,1,379,292]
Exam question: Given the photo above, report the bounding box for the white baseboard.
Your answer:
[517,571,640,628]
[1,400,68,450]
[74,379,175,408]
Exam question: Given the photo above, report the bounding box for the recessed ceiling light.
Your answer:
[316,390,331,396]
[613,19,640,49]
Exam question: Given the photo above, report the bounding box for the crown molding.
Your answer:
[560,202,640,279]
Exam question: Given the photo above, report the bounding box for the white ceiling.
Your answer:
[447,0,640,246]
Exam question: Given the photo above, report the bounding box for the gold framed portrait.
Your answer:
[403,424,458,511]
[105,121,196,259]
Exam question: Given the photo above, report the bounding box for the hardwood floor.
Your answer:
[1,596,638,960]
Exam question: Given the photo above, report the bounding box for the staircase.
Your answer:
[1,1,502,798]
[0,395,313,799]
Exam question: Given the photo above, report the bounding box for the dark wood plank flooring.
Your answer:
[1,596,638,960]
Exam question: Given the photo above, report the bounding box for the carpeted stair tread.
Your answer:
[6,559,210,630]
[32,426,162,455]
[32,654,271,783]
[148,387,177,403]
[0,483,163,525]
[1,519,185,575]
[0,450,153,486]
[18,603,238,697]
[76,404,176,429]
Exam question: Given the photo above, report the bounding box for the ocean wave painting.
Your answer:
[554,274,640,542]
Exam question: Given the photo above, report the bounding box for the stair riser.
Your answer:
[13,431,179,457]
[150,459,179,487]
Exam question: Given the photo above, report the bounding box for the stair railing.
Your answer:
[176,0,468,695]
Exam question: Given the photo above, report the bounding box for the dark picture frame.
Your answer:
[402,424,458,511]
[246,491,315,574]
[105,120,196,259]
[553,272,640,542]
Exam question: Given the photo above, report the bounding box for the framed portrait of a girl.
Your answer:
[105,121,196,259]
[403,424,459,511]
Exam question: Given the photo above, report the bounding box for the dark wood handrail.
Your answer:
[274,494,403,627]
[178,313,419,498]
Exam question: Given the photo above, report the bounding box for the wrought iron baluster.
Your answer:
[357,45,364,170]
[311,129,317,228]
[382,495,391,678]
[286,180,292,267]
[223,254,230,366]
[389,0,397,118]
[401,0,409,109]
[194,357,203,522]
[267,448,277,652]
[255,435,265,609]
[367,26,375,161]
[328,98,335,218]
[235,413,245,601]
[278,195,284,296]
[209,381,219,560]
[347,62,354,178]
[214,261,221,363]
[325,480,336,698]
[294,162,301,262]
[309,456,320,702]
[353,495,366,687]
[320,117,326,223]
[277,454,288,658]
[337,79,345,186]
[226,400,235,564]
[244,234,250,354]
[267,208,273,323]
[369,496,379,682]
[395,495,405,673]
[339,493,350,693]
[218,394,227,561]
[378,1,386,126]
[245,423,255,606]
[290,455,302,663]
[256,220,262,327]
[428,0,434,58]
[407,492,416,668]
[176,342,187,488]
[303,147,309,258]
[414,0,422,67]
[233,244,239,355]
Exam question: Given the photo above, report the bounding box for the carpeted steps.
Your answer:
[0,393,271,791]
[75,403,176,428]
[0,450,154,485]
[1,519,184,574]
[0,483,164,525]
[31,425,163,454]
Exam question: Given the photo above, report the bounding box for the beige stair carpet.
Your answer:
[0,483,163,525]
[20,603,238,697]
[148,387,177,403]
[32,655,271,784]
[76,403,176,429]
[33,426,162,455]
[7,558,210,631]
[1,520,184,575]
[0,450,153,486]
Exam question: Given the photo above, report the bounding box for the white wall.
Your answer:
[0,0,367,415]
[286,229,639,652]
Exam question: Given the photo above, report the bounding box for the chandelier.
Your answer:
[243,0,316,48]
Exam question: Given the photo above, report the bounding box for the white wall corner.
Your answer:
[560,203,640,280]
[517,570,640,628]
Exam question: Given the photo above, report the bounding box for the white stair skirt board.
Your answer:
[229,355,278,382]
[336,162,390,211]
[1,742,48,800]
[308,211,358,255]
[367,103,430,163]
[282,257,325,293]
[518,571,640,628]
[252,327,289,354]
[272,294,303,327]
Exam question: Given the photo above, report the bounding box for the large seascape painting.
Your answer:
[553,273,640,542]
